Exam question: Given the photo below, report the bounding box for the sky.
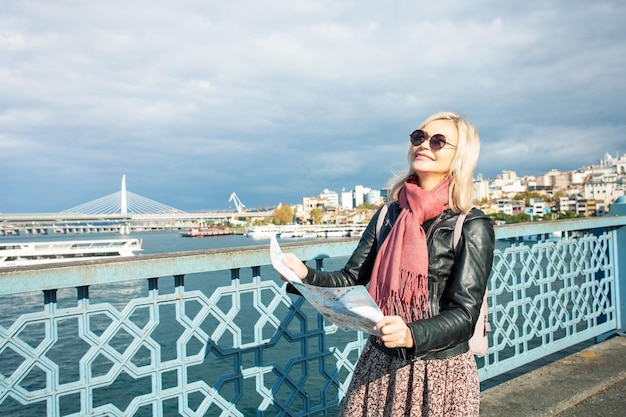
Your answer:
[1,0,625,213]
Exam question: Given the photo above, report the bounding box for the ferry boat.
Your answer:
[246,225,316,239]
[0,238,143,267]
[246,226,283,239]
[179,226,234,238]
[246,224,367,239]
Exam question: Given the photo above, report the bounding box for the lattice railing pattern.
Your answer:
[0,271,366,416]
[479,230,617,380]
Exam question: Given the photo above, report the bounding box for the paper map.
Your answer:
[270,236,383,335]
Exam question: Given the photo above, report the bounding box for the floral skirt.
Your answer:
[339,342,480,417]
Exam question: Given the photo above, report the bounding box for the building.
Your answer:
[340,190,354,210]
[353,185,371,207]
[583,173,624,211]
[365,189,382,205]
[529,198,547,218]
[497,199,525,216]
[501,179,527,197]
[318,189,339,208]
[537,169,572,191]
[302,197,331,215]
[473,176,490,202]
[557,196,591,216]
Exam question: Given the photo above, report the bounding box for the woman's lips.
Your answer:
[415,152,434,161]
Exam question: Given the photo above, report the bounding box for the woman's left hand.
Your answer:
[375,316,414,349]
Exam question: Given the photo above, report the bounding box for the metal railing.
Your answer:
[1,210,625,416]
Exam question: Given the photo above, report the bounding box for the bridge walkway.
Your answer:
[480,335,626,417]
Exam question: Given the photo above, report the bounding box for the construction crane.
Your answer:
[229,192,246,213]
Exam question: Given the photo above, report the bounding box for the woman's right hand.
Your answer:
[280,253,308,281]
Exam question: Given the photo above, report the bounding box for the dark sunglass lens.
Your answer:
[430,134,447,150]
[410,130,427,146]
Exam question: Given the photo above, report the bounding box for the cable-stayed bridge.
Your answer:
[62,175,186,215]
[0,176,273,235]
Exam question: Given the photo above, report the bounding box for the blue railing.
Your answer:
[1,204,625,416]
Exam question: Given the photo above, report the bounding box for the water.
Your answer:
[136,231,268,254]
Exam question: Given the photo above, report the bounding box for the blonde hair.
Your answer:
[388,111,480,213]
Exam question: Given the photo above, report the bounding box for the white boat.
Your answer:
[246,226,282,239]
[323,229,346,238]
[279,230,319,239]
[0,238,143,267]
[246,224,367,239]
[179,226,234,237]
[246,225,314,239]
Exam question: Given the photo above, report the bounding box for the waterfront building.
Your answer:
[571,170,589,185]
[529,198,547,218]
[365,189,382,205]
[353,185,371,207]
[340,190,354,210]
[497,199,525,216]
[557,196,591,216]
[501,179,527,198]
[597,152,626,175]
[499,170,518,181]
[380,188,390,203]
[536,169,573,191]
[616,153,626,175]
[473,175,490,202]
[583,173,623,211]
[301,197,332,221]
[319,189,339,207]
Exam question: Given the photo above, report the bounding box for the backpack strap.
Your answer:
[375,203,390,241]
[453,212,467,251]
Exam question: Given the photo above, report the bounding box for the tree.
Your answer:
[309,208,323,224]
[557,210,585,219]
[272,204,294,225]
[357,202,378,210]
[512,191,549,206]
[489,212,531,224]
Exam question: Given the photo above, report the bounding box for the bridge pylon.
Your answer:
[62,175,185,215]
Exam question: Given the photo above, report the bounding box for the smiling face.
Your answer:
[410,119,458,190]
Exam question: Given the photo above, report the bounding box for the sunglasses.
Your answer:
[410,129,457,151]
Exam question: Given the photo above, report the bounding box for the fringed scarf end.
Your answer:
[376,269,429,322]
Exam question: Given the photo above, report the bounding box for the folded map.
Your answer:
[270,236,383,335]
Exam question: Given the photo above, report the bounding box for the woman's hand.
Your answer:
[376,316,414,349]
[280,253,308,281]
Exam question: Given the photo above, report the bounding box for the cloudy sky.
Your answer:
[1,0,625,213]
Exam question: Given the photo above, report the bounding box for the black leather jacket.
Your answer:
[301,201,495,361]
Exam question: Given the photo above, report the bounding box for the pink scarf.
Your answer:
[368,175,450,322]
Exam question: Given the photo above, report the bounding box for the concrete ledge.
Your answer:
[480,335,626,417]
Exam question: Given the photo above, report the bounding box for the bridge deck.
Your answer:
[480,335,626,417]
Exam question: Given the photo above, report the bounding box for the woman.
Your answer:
[281,111,495,416]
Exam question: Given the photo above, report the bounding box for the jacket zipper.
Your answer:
[425,212,446,318]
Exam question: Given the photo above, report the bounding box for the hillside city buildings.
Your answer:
[293,152,626,224]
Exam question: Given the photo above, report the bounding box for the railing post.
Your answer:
[611,196,626,334]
